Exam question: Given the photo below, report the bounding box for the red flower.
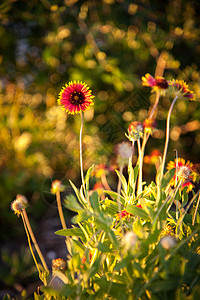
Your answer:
[142,73,169,94]
[58,81,94,114]
[116,210,132,220]
[80,252,93,268]
[143,118,157,134]
[93,182,104,196]
[93,164,108,178]
[181,181,194,192]
[169,79,195,101]
[136,204,143,209]
[144,149,162,164]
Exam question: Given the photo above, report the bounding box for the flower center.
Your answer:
[70,91,85,105]
[177,166,191,181]
[155,78,169,89]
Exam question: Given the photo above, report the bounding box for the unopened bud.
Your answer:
[51,180,65,194]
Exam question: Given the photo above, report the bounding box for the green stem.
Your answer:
[166,180,182,214]
[117,165,125,236]
[80,110,86,197]
[192,193,200,225]
[101,172,111,191]
[56,191,67,230]
[179,190,200,229]
[160,96,178,183]
[21,212,43,278]
[149,92,160,119]
[56,191,72,255]
[22,210,49,273]
[137,139,142,196]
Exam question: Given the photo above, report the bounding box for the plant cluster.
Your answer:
[9,74,200,300]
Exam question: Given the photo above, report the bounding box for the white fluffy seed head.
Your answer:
[160,235,177,250]
[123,231,137,252]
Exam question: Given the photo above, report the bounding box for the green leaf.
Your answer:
[150,279,179,293]
[126,204,151,221]
[69,180,87,207]
[90,191,101,213]
[161,168,175,188]
[128,163,139,196]
[85,164,94,198]
[107,230,119,248]
[60,285,77,297]
[78,222,90,241]
[181,187,188,208]
[71,212,89,224]
[97,242,111,252]
[64,194,84,212]
[55,227,85,239]
[2,295,11,300]
[169,211,192,224]
[104,198,118,215]
[95,218,111,232]
[84,257,102,280]
[133,164,139,182]
[105,190,125,206]
[72,239,85,255]
[42,285,77,297]
[114,257,129,271]
[116,170,128,195]
[34,292,45,300]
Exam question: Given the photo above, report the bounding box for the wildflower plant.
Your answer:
[11,75,200,300]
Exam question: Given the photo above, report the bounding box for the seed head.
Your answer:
[123,231,137,252]
[177,166,191,181]
[52,258,67,273]
[160,235,177,250]
[16,194,28,205]
[11,199,24,216]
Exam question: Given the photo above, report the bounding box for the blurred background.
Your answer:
[0,0,200,296]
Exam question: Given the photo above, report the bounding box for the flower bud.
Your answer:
[126,121,144,141]
[160,224,175,238]
[51,180,65,194]
[143,118,157,134]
